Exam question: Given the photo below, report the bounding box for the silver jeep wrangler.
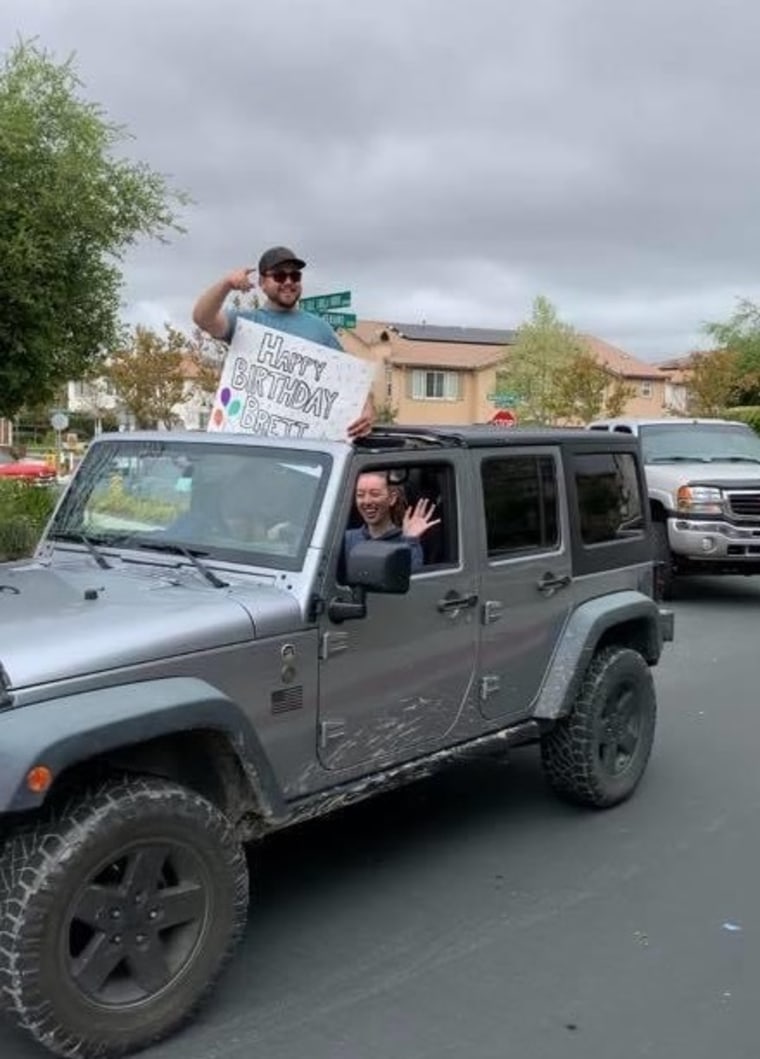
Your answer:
[0,426,673,1058]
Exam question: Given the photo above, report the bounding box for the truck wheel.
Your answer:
[652,520,675,601]
[0,776,249,1058]
[540,646,656,809]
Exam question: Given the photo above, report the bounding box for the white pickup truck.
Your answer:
[588,416,760,597]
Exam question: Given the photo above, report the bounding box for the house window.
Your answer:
[410,370,461,401]
[640,381,653,398]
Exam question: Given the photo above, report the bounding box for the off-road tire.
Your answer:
[540,646,657,808]
[652,520,675,601]
[0,776,249,1058]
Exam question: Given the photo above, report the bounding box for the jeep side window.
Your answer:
[575,452,645,545]
[342,461,459,573]
[481,455,559,557]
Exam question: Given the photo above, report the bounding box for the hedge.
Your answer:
[0,480,59,561]
[727,407,760,435]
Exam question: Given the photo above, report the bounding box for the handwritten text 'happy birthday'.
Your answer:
[230,330,339,437]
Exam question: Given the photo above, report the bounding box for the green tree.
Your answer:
[0,39,187,419]
[686,348,742,416]
[703,298,760,404]
[500,296,587,423]
[106,325,188,428]
[553,350,634,423]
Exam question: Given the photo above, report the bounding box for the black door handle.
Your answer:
[437,592,479,613]
[536,572,571,595]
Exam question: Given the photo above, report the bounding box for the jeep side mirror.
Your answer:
[328,540,412,623]
[345,539,412,594]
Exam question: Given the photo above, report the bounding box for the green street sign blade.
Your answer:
[487,391,518,408]
[301,290,351,313]
[322,311,357,330]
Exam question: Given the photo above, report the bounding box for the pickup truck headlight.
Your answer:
[676,485,724,515]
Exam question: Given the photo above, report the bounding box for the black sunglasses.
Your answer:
[265,269,303,284]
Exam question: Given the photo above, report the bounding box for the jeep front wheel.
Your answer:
[0,776,249,1058]
[540,646,657,808]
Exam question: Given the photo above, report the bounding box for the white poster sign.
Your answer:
[207,318,375,441]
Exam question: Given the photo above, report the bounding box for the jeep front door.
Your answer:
[316,456,479,772]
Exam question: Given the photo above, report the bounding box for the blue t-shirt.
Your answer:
[224,307,343,350]
[344,524,424,572]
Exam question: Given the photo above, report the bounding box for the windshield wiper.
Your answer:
[49,531,113,569]
[130,540,229,589]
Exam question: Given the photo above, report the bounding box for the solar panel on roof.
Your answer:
[389,323,517,345]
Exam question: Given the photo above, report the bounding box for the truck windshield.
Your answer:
[51,439,331,571]
[640,423,760,464]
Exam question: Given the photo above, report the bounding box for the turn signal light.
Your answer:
[26,766,53,794]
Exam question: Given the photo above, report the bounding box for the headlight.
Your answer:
[676,485,724,515]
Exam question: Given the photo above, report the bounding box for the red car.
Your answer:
[0,451,57,484]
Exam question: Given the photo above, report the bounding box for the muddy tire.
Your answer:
[0,776,249,1058]
[540,646,657,808]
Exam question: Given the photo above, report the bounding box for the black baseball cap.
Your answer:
[258,246,306,273]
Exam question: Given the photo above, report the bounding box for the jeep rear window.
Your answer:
[481,455,559,556]
[575,452,645,545]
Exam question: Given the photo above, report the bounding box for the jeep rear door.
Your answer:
[475,446,575,722]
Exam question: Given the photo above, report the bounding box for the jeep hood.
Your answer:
[0,557,298,690]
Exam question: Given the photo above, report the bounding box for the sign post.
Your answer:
[50,411,69,472]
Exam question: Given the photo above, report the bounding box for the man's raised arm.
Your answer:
[192,268,254,340]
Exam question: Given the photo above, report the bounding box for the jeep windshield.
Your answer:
[640,423,760,464]
[50,438,331,571]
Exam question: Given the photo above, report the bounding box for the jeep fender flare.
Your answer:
[533,591,674,721]
[0,676,285,816]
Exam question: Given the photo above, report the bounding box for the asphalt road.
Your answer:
[3,575,759,1059]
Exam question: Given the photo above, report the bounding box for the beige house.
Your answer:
[0,420,12,448]
[340,321,675,425]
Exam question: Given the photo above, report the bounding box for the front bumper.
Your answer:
[668,517,760,562]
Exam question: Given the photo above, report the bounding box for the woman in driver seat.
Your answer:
[344,470,440,572]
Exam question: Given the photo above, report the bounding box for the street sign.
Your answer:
[490,409,517,427]
[322,311,357,330]
[50,412,69,433]
[487,391,518,408]
[300,291,351,313]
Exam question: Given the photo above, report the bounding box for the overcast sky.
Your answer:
[3,0,760,360]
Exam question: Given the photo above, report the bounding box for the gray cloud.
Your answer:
[3,0,760,357]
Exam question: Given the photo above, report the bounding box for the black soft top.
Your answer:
[356,425,642,451]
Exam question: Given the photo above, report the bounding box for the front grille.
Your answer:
[726,491,760,519]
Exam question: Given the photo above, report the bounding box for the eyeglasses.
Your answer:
[265,269,302,284]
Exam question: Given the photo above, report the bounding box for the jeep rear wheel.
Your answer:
[0,777,249,1058]
[540,646,657,808]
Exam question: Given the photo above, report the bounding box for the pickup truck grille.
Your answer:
[725,491,760,519]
